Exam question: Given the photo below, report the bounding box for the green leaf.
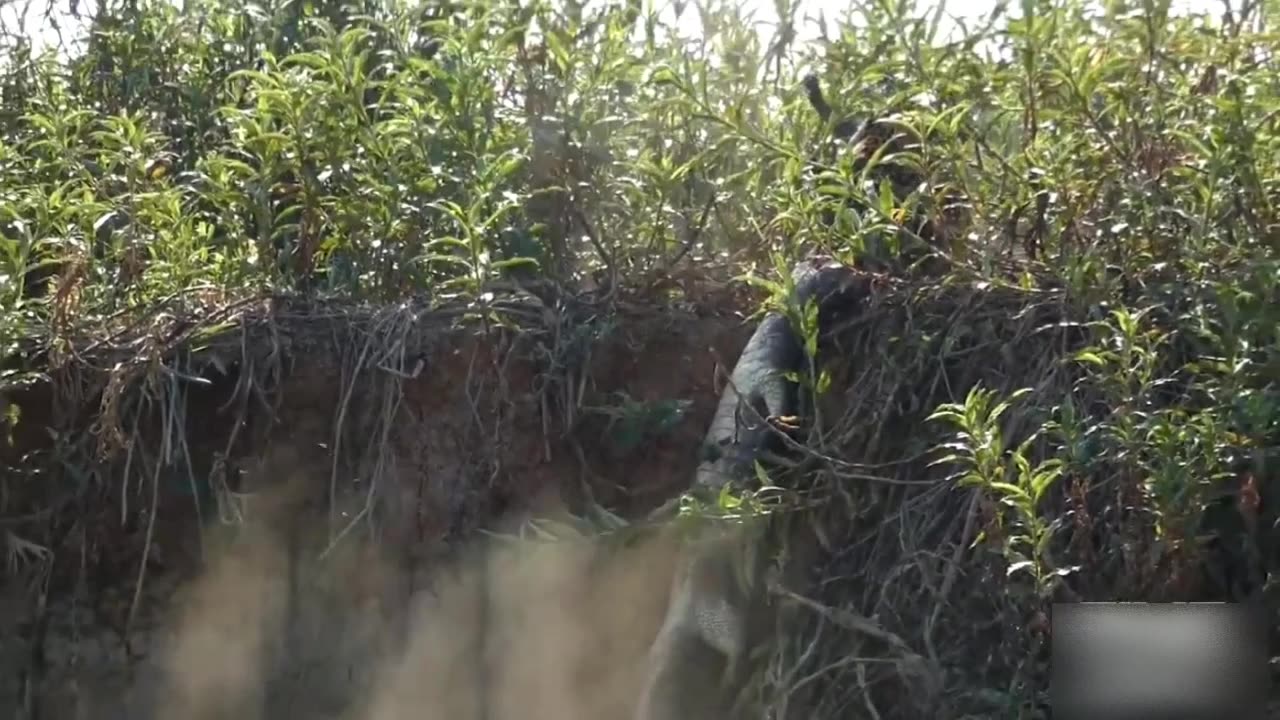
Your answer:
[1006,559,1036,577]
[1073,350,1108,366]
[988,481,1031,500]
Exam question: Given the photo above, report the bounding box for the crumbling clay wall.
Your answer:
[0,298,754,720]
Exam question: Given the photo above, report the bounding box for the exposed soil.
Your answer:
[0,288,758,720]
[3,277,1274,720]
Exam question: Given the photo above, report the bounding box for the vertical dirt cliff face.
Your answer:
[0,303,754,720]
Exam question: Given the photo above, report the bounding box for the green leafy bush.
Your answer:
[0,0,1277,711]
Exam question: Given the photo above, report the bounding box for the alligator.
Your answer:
[633,257,869,720]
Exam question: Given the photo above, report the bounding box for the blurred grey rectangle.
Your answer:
[1051,602,1267,720]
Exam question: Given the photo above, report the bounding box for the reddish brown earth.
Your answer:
[0,293,756,720]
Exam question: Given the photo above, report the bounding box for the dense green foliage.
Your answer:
[1,0,1278,607]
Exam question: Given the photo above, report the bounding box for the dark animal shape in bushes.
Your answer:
[634,74,959,720]
[634,257,869,720]
[802,73,952,272]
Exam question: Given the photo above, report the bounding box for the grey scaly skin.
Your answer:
[634,258,865,720]
[695,257,865,494]
[634,529,749,720]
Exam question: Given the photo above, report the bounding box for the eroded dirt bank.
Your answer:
[0,291,755,720]
[8,278,1275,720]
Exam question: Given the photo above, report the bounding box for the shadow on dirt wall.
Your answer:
[0,309,752,720]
